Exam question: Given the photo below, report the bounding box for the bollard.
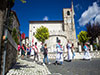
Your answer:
[79,45,82,52]
[90,45,93,51]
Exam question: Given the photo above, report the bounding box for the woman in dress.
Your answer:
[21,44,26,59]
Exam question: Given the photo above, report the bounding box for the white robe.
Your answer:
[83,50,91,59]
[56,46,63,62]
[67,43,72,60]
[56,53,63,62]
[83,45,91,59]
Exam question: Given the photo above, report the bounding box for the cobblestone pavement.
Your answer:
[6,51,100,75]
[47,58,100,75]
[6,57,51,75]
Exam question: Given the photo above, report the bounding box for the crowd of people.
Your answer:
[17,40,91,65]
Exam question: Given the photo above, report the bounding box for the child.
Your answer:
[43,44,50,64]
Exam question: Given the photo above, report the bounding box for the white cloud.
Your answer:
[95,14,100,24]
[75,4,82,11]
[90,19,94,25]
[78,2,100,26]
[43,16,48,21]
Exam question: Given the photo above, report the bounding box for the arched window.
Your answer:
[67,11,70,15]
[33,26,35,28]
[56,37,59,43]
[33,32,35,35]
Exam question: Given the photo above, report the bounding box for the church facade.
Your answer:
[29,2,76,52]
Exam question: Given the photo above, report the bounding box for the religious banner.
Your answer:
[21,33,25,39]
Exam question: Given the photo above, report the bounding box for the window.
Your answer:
[56,37,59,43]
[67,11,70,15]
[33,32,35,35]
[67,18,71,23]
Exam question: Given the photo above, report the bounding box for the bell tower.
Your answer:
[63,0,76,43]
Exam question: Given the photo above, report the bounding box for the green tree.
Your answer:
[9,0,26,8]
[12,0,26,3]
[35,26,49,43]
[78,31,90,44]
[20,0,26,3]
[12,28,19,44]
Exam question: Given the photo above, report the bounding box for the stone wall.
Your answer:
[0,10,4,75]
[5,40,17,74]
[0,0,16,75]
[1,31,17,75]
[0,6,7,74]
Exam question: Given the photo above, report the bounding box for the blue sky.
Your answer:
[12,0,100,38]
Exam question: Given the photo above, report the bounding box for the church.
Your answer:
[29,1,76,52]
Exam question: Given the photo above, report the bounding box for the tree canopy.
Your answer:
[35,26,49,43]
[86,23,100,41]
[20,0,27,3]
[12,28,19,44]
[12,0,26,3]
[78,31,90,43]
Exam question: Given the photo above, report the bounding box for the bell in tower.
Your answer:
[63,0,76,42]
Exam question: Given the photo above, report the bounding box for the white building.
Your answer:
[29,2,76,52]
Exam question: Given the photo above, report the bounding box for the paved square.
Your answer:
[47,58,100,75]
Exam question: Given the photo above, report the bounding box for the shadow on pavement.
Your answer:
[12,63,35,70]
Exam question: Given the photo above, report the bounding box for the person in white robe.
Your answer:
[55,40,63,65]
[83,42,91,60]
[67,40,73,62]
